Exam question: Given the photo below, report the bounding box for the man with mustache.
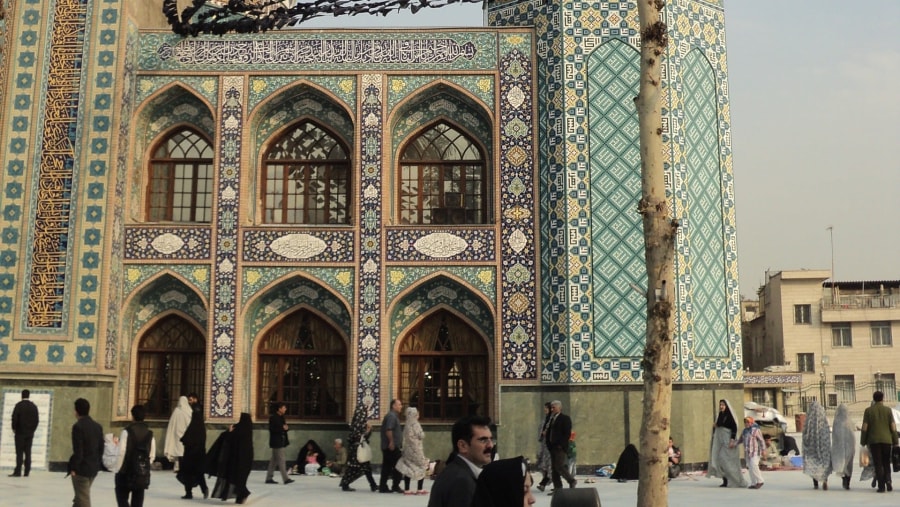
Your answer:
[427,415,494,507]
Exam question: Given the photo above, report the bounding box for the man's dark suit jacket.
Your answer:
[268,413,288,449]
[427,456,478,507]
[69,416,104,478]
[546,413,573,450]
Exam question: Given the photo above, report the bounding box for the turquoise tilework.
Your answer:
[248,76,356,114]
[385,267,496,306]
[136,76,219,108]
[244,276,352,344]
[588,39,645,360]
[251,85,354,155]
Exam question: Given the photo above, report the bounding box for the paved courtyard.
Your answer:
[3,466,899,507]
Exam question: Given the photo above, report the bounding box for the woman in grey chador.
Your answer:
[830,404,855,490]
[708,399,747,488]
[802,401,833,490]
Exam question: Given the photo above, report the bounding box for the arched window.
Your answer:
[399,122,486,225]
[258,309,346,419]
[147,128,213,222]
[135,314,206,418]
[263,121,350,225]
[399,310,488,421]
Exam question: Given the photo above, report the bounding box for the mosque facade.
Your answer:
[0,0,741,467]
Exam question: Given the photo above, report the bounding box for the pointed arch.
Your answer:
[131,85,215,223]
[390,84,494,225]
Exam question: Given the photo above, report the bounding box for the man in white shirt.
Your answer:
[427,415,494,507]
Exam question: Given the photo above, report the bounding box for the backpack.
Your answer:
[126,425,153,490]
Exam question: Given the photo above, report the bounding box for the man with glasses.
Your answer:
[427,415,494,507]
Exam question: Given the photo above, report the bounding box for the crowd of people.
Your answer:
[18,387,900,507]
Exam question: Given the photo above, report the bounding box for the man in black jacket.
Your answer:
[265,402,294,485]
[69,398,104,507]
[114,405,156,507]
[9,389,39,477]
[427,415,494,507]
[546,400,577,493]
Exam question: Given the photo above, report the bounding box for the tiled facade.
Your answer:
[0,0,741,466]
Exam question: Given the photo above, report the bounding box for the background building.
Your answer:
[742,269,900,422]
[0,0,741,469]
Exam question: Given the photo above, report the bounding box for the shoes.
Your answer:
[822,481,827,491]
[748,486,756,489]
[877,488,886,493]
[536,483,546,492]
[236,495,248,504]
[182,494,193,499]
[8,472,21,477]
[284,479,295,485]
[392,486,404,493]
[265,479,278,484]
[416,490,429,495]
[403,491,416,496]
[888,483,894,492]
[569,479,577,488]
[370,485,378,492]
[842,476,850,490]
[202,488,209,499]
[379,488,392,493]
[755,483,764,489]
[342,486,356,492]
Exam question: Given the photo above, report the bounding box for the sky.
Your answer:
[299,1,900,297]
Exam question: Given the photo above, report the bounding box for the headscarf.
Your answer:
[164,396,193,459]
[830,404,855,478]
[396,407,427,481]
[708,399,748,487]
[471,456,527,507]
[297,439,327,470]
[802,401,833,482]
[714,399,738,439]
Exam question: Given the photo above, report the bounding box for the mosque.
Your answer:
[0,0,741,469]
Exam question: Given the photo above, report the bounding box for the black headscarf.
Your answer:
[296,439,327,470]
[471,456,527,507]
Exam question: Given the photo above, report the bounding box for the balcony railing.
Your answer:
[822,293,900,310]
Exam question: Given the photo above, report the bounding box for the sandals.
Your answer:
[416,490,429,495]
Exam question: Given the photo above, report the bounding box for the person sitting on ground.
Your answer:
[666,438,682,479]
[762,435,781,469]
[293,440,327,475]
[326,438,347,476]
[780,434,800,457]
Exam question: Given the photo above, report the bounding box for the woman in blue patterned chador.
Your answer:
[802,401,832,490]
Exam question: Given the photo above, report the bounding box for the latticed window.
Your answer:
[834,374,856,403]
[399,310,488,421]
[135,315,206,418]
[263,121,349,225]
[399,122,486,225]
[148,128,213,222]
[257,310,346,419]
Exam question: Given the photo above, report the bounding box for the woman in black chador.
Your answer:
[708,399,747,488]
[338,403,379,492]
[176,404,208,499]
[208,413,254,504]
[293,439,327,474]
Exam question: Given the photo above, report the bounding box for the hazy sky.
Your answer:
[301,1,900,297]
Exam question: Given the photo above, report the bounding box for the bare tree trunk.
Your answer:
[635,1,677,506]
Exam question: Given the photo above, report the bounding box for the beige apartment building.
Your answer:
[743,270,900,420]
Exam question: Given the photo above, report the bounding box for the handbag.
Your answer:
[356,439,372,463]
[892,446,900,473]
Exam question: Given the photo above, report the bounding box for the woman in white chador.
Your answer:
[831,404,855,490]
[164,396,193,471]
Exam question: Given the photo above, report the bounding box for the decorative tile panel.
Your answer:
[251,86,354,150]
[355,74,384,415]
[135,76,218,108]
[241,267,354,307]
[387,75,495,112]
[208,76,243,417]
[244,277,351,341]
[386,267,496,305]
[241,230,354,263]
[385,229,495,262]
[123,265,211,299]
[124,227,212,261]
[389,276,494,345]
[248,76,356,114]
[140,32,497,72]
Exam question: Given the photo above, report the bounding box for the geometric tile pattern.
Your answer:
[390,88,493,160]
[488,0,741,383]
[244,276,352,343]
[588,39,646,359]
[135,76,219,108]
[251,86,354,152]
[248,76,356,113]
[123,227,212,261]
[682,49,727,358]
[240,267,355,307]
